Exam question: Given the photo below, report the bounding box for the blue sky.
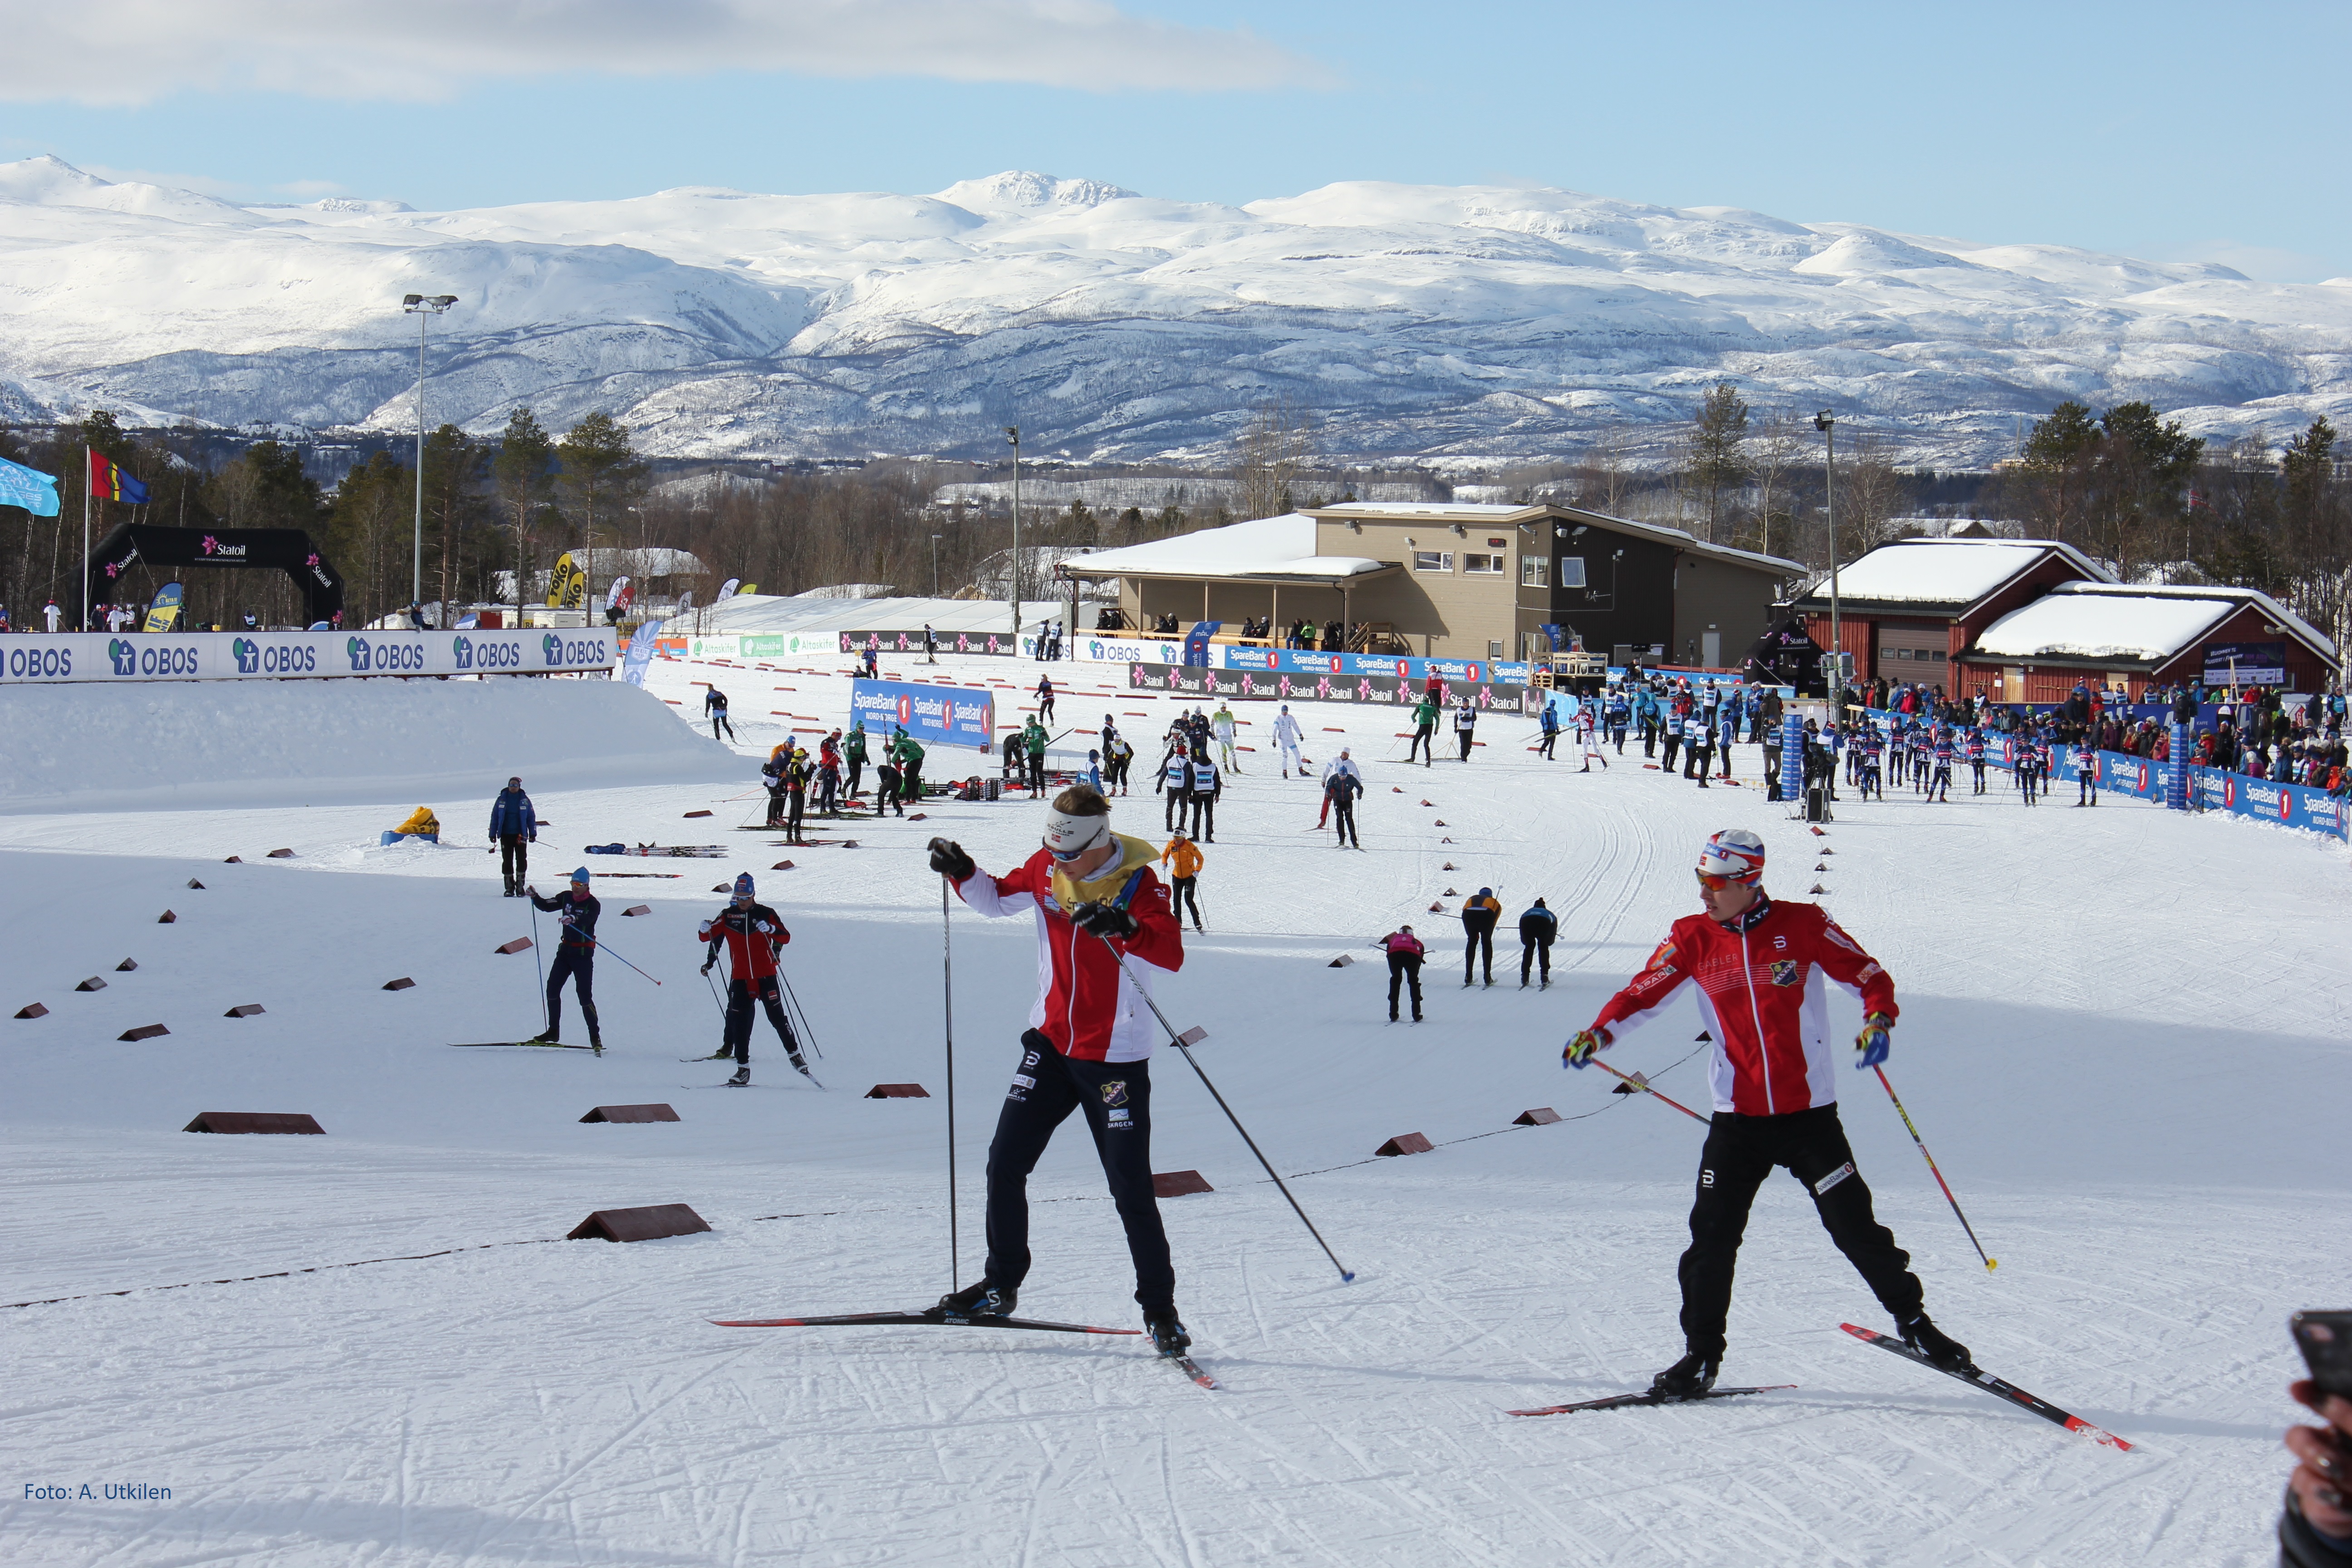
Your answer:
[6,0,2347,280]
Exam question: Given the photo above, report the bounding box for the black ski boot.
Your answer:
[788,1051,813,1078]
[530,1029,559,1044]
[1899,1313,1975,1372]
[708,1047,735,1060]
[937,1281,1016,1320]
[725,1065,750,1087]
[1649,1350,1720,1400]
[1142,1308,1191,1357]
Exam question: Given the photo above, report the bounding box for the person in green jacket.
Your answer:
[844,722,868,799]
[1409,695,1440,766]
[1023,716,1048,794]
[894,733,926,803]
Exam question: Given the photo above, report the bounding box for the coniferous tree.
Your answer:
[492,408,555,615]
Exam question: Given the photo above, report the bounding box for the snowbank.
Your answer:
[0,676,744,813]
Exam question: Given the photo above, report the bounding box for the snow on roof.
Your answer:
[1973,589,2234,665]
[1809,539,2110,607]
[1061,514,1388,580]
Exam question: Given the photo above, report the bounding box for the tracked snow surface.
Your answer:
[1,654,2347,1564]
[3,156,2350,466]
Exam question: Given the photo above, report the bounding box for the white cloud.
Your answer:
[2,0,1328,104]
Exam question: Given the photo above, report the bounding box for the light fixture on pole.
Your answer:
[401,293,457,616]
[1005,426,1022,636]
[931,533,941,598]
[1814,410,1839,697]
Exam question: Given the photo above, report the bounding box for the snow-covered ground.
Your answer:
[2,652,2347,1566]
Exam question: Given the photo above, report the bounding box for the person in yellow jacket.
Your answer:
[1460,886,1503,987]
[1159,830,1206,933]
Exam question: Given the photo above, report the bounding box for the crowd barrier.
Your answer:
[0,628,615,684]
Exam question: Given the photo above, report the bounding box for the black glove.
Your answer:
[1071,901,1137,939]
[700,960,714,976]
[927,837,975,881]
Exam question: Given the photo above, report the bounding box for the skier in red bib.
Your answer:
[1565,828,1973,1398]
[697,872,811,1085]
[926,784,1191,1356]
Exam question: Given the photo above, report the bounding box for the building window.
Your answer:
[1412,550,1453,573]
[1556,556,1588,588]
[1520,555,1548,587]
[1463,553,1504,574]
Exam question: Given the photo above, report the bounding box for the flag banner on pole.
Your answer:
[0,455,61,516]
[88,451,150,505]
[547,552,585,609]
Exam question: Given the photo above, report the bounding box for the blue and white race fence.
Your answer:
[0,629,616,684]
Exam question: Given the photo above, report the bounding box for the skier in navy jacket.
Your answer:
[489,776,536,897]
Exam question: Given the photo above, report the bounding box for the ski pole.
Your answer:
[777,967,823,1059]
[702,965,728,1018]
[1093,933,1355,1283]
[1872,1064,1997,1271]
[586,936,661,986]
[941,877,959,1291]
[1581,1052,1710,1123]
[529,899,548,1032]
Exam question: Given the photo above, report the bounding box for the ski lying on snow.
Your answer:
[710,1308,1142,1334]
[1839,1323,2133,1450]
[450,1040,599,1052]
[1165,1353,1218,1389]
[1509,1384,1793,1417]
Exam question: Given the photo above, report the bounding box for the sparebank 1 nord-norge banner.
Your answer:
[0,629,616,684]
[849,679,996,750]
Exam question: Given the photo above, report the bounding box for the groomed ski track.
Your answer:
[0,651,2346,1566]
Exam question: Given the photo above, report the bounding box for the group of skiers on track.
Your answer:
[916,785,1975,1393]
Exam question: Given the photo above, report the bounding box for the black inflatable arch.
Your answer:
[87,523,345,626]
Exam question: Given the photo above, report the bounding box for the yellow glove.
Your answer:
[1563,1026,1612,1069]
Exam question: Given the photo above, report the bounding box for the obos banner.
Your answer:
[849,678,996,749]
[0,629,615,684]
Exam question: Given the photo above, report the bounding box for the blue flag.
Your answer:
[0,456,60,517]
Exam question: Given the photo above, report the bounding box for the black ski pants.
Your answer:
[1387,953,1423,1020]
[1410,724,1435,764]
[1456,728,1475,760]
[545,946,598,1041]
[1520,936,1551,984]
[1171,874,1202,930]
[786,792,806,844]
[985,1031,1175,1311]
[1463,923,1495,983]
[1332,797,1358,848]
[1189,794,1215,841]
[724,974,799,1065]
[847,757,864,798]
[1539,729,1558,758]
[1164,786,1191,833]
[1678,1103,1923,1358]
[1661,733,1681,771]
[499,834,529,892]
[711,711,734,741]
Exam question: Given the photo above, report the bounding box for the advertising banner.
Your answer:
[1122,662,1534,714]
[1073,635,1531,686]
[2088,750,2169,802]
[2190,767,2349,837]
[0,628,616,685]
[840,628,1036,658]
[849,678,997,750]
[686,631,864,661]
[620,618,664,688]
[2203,641,2287,686]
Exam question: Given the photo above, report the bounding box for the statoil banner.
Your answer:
[1122,662,1535,714]
[0,629,616,684]
[849,678,996,749]
[838,628,1039,659]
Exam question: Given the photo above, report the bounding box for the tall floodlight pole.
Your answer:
[1005,426,1022,637]
[402,293,457,614]
[1815,410,1838,700]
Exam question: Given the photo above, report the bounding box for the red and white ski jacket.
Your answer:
[1586,897,1896,1116]
[953,835,1183,1063]
[699,902,789,980]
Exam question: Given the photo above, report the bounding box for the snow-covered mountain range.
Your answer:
[4,154,2348,470]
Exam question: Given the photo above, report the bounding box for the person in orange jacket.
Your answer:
[1159,830,1205,932]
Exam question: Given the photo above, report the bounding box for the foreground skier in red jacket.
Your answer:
[1567,828,1974,1397]
[927,784,1190,1353]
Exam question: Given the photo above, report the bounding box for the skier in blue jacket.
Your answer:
[489,776,537,897]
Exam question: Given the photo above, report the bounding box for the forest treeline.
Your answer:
[1,390,2342,659]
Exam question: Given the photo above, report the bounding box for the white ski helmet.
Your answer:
[1695,828,1766,886]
